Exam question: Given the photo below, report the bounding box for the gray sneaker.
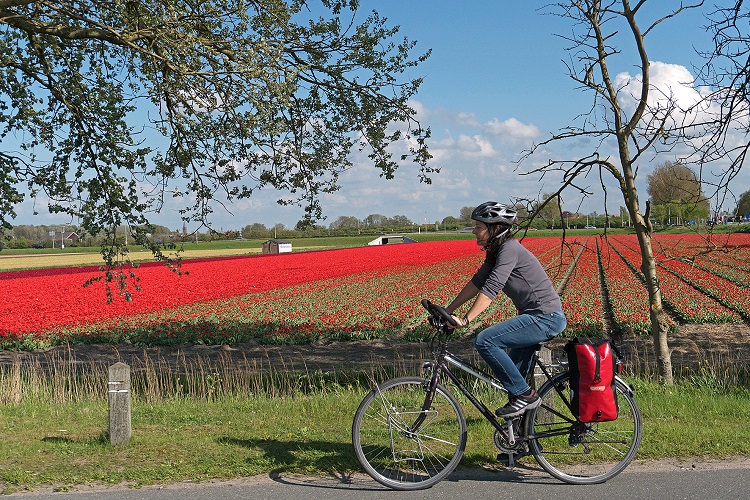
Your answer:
[495,390,541,418]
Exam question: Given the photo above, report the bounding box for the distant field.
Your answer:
[0,232,473,271]
[0,247,265,271]
[2,226,744,274]
[4,226,744,273]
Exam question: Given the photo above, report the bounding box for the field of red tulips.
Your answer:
[2,232,749,349]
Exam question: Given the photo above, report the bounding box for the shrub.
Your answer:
[7,237,31,249]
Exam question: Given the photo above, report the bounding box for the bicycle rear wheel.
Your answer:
[352,376,467,490]
[527,372,642,484]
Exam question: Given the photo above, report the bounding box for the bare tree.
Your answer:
[692,1,750,213]
[524,1,705,383]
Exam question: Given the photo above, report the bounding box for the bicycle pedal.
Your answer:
[497,450,531,466]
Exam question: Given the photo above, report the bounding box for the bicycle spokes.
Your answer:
[352,377,467,490]
[528,373,642,484]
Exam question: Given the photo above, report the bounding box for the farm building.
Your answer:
[50,231,80,244]
[262,239,292,254]
[367,235,417,246]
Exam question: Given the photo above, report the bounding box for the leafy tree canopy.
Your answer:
[459,206,474,224]
[440,215,462,230]
[363,213,388,226]
[389,214,412,226]
[736,190,750,216]
[0,0,432,289]
[533,193,562,222]
[646,161,709,222]
[328,215,359,230]
[241,222,270,239]
[646,162,707,206]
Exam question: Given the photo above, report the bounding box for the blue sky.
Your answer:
[301,1,739,229]
[12,1,745,231]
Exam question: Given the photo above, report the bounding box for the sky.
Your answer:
[10,1,747,231]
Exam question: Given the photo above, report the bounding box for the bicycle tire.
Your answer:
[352,376,467,490]
[527,372,642,484]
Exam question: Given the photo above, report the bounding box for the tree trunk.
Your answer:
[631,211,674,384]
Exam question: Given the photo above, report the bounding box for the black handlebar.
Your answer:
[421,299,458,327]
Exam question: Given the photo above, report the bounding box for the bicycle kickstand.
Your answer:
[497,416,531,468]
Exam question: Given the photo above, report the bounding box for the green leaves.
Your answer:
[1,0,431,297]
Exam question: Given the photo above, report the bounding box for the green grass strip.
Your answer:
[1,377,749,493]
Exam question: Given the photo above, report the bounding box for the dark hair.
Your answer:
[484,223,513,267]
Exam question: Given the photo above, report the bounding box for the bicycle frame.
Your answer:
[413,341,558,446]
[414,336,611,452]
[428,350,509,435]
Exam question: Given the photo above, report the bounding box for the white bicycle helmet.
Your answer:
[471,201,518,226]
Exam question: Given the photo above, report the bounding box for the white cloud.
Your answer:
[483,117,541,141]
[615,61,708,129]
[610,61,750,205]
[407,99,428,121]
[456,112,480,128]
[456,134,496,157]
[314,108,563,223]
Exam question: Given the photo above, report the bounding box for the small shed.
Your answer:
[367,235,417,246]
[262,239,292,254]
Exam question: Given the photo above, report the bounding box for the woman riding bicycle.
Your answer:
[445,201,567,418]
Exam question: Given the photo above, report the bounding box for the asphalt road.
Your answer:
[6,463,750,500]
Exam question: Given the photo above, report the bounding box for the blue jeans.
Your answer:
[474,310,567,397]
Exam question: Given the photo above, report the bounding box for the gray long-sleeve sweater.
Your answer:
[471,239,562,315]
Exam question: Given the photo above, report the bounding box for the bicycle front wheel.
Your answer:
[352,376,467,490]
[527,372,642,484]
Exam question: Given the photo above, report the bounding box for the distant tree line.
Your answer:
[5,185,749,251]
[1,224,175,250]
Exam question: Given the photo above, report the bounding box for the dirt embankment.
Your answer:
[1,323,748,375]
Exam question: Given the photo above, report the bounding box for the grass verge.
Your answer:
[1,364,749,494]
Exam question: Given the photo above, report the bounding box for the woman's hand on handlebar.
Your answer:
[421,299,471,330]
[449,314,469,329]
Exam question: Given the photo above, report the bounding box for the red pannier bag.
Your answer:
[565,337,621,422]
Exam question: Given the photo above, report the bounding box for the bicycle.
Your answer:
[351,299,643,490]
